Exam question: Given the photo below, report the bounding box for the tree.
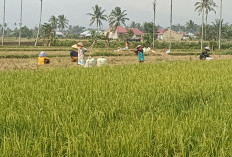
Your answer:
[41,23,56,46]
[87,5,107,32]
[204,0,217,40]
[19,0,23,46]
[186,20,198,33]
[49,15,58,30]
[2,0,6,45]
[35,0,43,46]
[57,15,69,32]
[142,22,154,35]
[169,0,173,51]
[109,7,129,29]
[129,21,142,30]
[195,0,217,48]
[195,0,205,50]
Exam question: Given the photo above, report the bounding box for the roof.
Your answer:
[128,28,144,36]
[116,26,127,34]
[157,28,167,35]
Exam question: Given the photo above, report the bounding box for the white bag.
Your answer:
[97,57,108,67]
[85,57,96,68]
[206,57,213,61]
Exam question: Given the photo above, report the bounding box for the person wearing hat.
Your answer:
[136,45,144,63]
[38,51,50,65]
[76,42,87,66]
[200,47,210,60]
[70,44,79,63]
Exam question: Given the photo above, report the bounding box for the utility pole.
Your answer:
[35,0,43,46]
[153,0,156,49]
[169,0,173,52]
[218,0,222,50]
[19,0,23,46]
[2,0,6,46]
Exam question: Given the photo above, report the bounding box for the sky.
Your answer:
[0,0,231,29]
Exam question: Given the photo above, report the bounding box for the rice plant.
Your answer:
[0,60,232,156]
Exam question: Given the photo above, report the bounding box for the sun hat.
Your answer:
[77,42,84,47]
[136,45,142,48]
[39,51,47,57]
[205,47,210,51]
[71,44,78,49]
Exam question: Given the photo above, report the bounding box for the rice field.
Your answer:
[0,60,232,156]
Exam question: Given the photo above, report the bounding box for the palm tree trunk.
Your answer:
[35,0,43,46]
[169,0,173,51]
[19,0,23,46]
[205,14,208,41]
[219,0,222,50]
[201,9,204,50]
[2,0,6,46]
[153,0,156,49]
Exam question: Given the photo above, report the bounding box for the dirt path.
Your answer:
[0,55,232,71]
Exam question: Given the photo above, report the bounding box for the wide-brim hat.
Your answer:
[205,47,210,51]
[77,42,84,47]
[136,45,142,48]
[71,44,78,49]
[39,51,47,57]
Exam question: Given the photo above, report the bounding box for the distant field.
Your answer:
[1,61,232,156]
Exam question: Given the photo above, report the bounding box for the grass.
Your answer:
[0,61,232,156]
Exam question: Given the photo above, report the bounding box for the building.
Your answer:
[104,26,143,40]
[157,28,183,41]
[104,26,127,39]
[127,28,144,41]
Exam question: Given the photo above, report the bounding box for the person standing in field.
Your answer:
[136,45,144,63]
[38,52,50,65]
[77,42,87,66]
[70,44,79,63]
[200,47,210,60]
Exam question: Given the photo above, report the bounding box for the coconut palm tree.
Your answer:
[169,0,173,52]
[204,0,217,40]
[195,0,206,50]
[49,15,58,30]
[19,0,23,46]
[219,0,222,49]
[109,7,129,29]
[57,15,69,32]
[153,0,157,49]
[2,0,6,45]
[87,5,107,32]
[35,0,43,46]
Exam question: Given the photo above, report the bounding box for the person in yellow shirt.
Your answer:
[38,52,50,65]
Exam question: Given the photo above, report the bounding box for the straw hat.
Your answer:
[39,51,47,57]
[205,47,210,51]
[77,42,84,47]
[71,44,78,49]
[136,45,142,48]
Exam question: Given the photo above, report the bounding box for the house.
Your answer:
[104,26,127,39]
[127,28,144,41]
[104,26,144,40]
[56,31,66,37]
[157,28,183,41]
[80,31,91,38]
[80,30,103,38]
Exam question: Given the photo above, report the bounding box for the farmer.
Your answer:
[136,45,144,63]
[76,42,87,66]
[70,44,79,63]
[123,42,129,50]
[200,47,210,60]
[38,51,50,65]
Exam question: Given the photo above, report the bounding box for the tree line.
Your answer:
[0,0,228,50]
